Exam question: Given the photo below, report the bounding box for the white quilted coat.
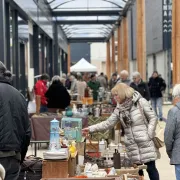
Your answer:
[89,91,159,164]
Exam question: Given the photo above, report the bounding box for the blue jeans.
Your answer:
[151,97,163,119]
[40,105,48,113]
[175,165,180,180]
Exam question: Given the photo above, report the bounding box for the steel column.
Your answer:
[20,43,26,96]
[0,0,6,63]
[40,34,45,73]
[5,2,10,69]
[12,9,19,89]
[58,48,61,75]
[67,44,71,73]
[65,53,68,74]
[49,39,53,78]
[61,49,64,73]
[46,38,50,75]
[45,37,48,74]
[29,34,33,68]
[53,23,59,75]
[33,25,39,76]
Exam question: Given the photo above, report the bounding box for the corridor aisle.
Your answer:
[144,105,175,180]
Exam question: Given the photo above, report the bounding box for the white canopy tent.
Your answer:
[70,58,97,72]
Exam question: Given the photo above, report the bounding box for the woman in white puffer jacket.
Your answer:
[82,83,160,180]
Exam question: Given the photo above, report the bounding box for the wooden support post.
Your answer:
[111,33,115,73]
[67,44,71,73]
[106,40,111,79]
[117,25,122,73]
[172,0,180,84]
[136,0,146,80]
[122,16,129,71]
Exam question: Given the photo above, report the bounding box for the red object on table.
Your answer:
[30,116,61,141]
[86,152,101,158]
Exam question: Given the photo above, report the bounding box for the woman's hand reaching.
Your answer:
[82,127,90,137]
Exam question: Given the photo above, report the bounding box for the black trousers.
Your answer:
[139,161,159,180]
[0,157,20,180]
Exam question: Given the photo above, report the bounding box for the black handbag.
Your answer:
[18,156,42,180]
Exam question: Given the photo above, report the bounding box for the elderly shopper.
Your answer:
[82,83,160,180]
[165,84,180,180]
[45,76,70,112]
[130,72,150,101]
[117,70,131,86]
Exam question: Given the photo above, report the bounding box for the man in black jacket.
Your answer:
[108,73,120,90]
[130,72,150,101]
[0,62,31,180]
[148,71,166,121]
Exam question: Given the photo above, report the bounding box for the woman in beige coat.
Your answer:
[82,83,160,180]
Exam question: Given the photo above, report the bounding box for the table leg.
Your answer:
[34,142,37,157]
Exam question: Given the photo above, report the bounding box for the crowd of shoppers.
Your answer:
[0,62,31,179]
[0,57,176,180]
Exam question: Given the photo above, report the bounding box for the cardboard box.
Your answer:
[42,153,77,179]
[86,140,99,152]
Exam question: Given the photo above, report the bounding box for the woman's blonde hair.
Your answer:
[111,83,134,101]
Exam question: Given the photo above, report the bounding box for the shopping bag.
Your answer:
[28,100,36,114]
[138,102,165,149]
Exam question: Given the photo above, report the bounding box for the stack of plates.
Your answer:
[43,148,69,160]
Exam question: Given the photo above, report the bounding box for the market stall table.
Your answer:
[30,116,61,156]
[31,116,61,141]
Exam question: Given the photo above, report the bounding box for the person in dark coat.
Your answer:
[165,84,180,180]
[65,74,71,90]
[148,71,166,121]
[0,61,31,180]
[130,71,150,101]
[109,73,120,90]
[46,76,71,112]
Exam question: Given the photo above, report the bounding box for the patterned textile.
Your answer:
[118,98,133,128]
[88,116,110,141]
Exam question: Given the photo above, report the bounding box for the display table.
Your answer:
[31,116,61,141]
[42,152,77,179]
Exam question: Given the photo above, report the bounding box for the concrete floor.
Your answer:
[144,105,175,180]
[28,105,176,180]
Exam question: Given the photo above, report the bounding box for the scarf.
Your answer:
[118,98,133,128]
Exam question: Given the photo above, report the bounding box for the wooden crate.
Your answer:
[42,153,77,179]
[86,140,99,152]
